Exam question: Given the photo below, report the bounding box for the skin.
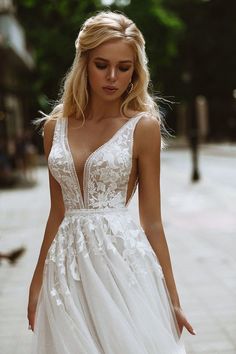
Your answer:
[28,38,196,337]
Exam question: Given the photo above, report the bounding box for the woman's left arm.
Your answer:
[136,115,196,336]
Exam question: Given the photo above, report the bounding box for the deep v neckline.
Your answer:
[64,112,142,208]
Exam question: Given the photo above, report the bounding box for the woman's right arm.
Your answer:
[27,118,65,331]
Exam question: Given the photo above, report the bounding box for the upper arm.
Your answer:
[43,119,65,217]
[136,116,163,233]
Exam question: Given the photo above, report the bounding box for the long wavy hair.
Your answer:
[34,10,173,149]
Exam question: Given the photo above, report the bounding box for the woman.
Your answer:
[28,10,195,353]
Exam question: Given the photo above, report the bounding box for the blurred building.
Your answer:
[0,0,35,186]
[0,0,34,146]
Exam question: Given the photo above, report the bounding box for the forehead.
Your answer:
[89,39,134,62]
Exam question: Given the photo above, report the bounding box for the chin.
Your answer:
[99,92,121,101]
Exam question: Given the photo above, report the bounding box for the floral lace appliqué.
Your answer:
[45,213,164,305]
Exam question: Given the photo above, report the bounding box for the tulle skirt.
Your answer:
[30,207,186,354]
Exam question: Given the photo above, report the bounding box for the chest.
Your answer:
[47,114,142,209]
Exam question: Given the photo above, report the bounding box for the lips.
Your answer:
[103,86,118,91]
[102,86,118,95]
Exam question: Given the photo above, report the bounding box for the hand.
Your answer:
[27,284,41,332]
[173,306,196,336]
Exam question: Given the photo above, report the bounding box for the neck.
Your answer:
[84,94,123,121]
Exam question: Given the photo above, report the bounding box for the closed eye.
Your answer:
[95,63,107,70]
[95,63,131,72]
[119,67,130,72]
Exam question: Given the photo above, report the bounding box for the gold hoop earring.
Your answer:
[127,82,133,94]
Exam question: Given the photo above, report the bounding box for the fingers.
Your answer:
[27,306,35,332]
[183,318,197,335]
[27,288,40,333]
[174,307,197,336]
[28,323,33,331]
[28,315,35,332]
[175,316,183,335]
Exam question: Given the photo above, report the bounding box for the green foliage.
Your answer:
[152,6,182,29]
[16,0,185,112]
[17,0,103,112]
[107,0,185,90]
[16,0,235,117]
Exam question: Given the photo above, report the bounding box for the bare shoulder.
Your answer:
[43,117,57,133]
[43,118,58,159]
[134,114,161,156]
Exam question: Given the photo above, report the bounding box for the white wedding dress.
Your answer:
[30,113,187,353]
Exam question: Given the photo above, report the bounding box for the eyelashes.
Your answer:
[95,63,130,72]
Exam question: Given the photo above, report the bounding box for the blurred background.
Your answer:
[0,0,235,353]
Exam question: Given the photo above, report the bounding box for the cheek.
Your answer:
[120,73,132,87]
[120,67,134,86]
[88,68,104,88]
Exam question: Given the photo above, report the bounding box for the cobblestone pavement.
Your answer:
[0,144,235,354]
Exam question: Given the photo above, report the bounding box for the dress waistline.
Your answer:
[65,207,129,216]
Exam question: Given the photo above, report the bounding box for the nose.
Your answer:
[107,67,117,81]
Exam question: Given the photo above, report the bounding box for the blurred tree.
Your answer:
[16,0,102,113]
[164,0,236,142]
[113,0,185,92]
[164,0,236,100]
[16,0,185,114]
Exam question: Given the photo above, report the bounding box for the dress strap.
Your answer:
[124,113,146,207]
[130,113,146,144]
[51,116,63,147]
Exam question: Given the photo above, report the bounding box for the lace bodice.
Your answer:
[48,113,145,210]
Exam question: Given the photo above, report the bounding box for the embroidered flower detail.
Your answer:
[69,255,81,281]
[50,288,57,297]
[45,211,164,290]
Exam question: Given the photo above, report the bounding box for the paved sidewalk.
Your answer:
[158,148,236,354]
[0,146,235,354]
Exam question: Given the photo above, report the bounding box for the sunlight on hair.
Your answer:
[101,0,131,5]
[101,0,114,5]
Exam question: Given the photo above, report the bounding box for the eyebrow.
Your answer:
[94,57,133,64]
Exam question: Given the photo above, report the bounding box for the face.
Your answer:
[87,38,135,101]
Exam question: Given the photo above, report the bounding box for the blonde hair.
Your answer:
[34,10,173,149]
